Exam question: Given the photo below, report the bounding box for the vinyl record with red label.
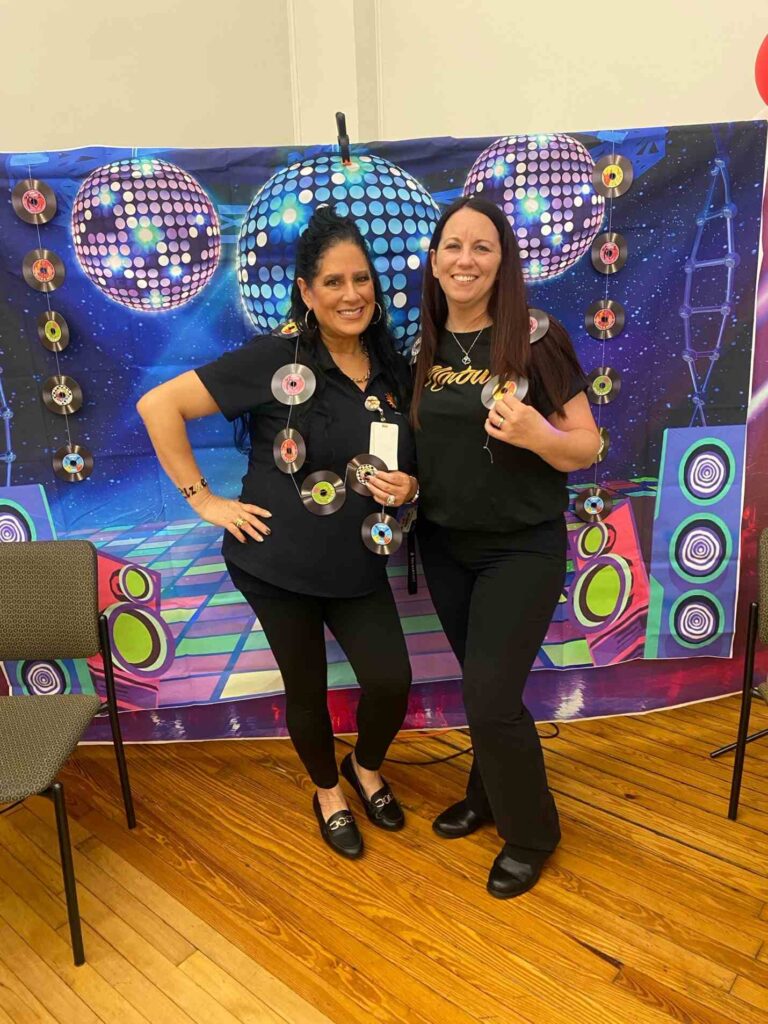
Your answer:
[12,179,57,224]
[591,232,628,274]
[272,428,306,474]
[585,299,625,341]
[23,249,65,292]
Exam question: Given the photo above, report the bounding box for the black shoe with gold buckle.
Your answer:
[340,752,405,831]
[312,793,363,859]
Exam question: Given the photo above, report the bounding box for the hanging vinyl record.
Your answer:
[574,486,614,524]
[362,512,403,556]
[22,249,65,292]
[42,375,82,415]
[347,453,388,495]
[585,299,625,341]
[301,471,346,515]
[270,363,316,405]
[592,155,634,198]
[272,427,306,474]
[587,367,621,405]
[481,373,529,409]
[12,179,57,225]
[594,427,610,464]
[528,308,550,343]
[52,443,94,483]
[37,310,70,352]
[591,232,628,275]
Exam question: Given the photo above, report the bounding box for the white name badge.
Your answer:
[369,421,399,470]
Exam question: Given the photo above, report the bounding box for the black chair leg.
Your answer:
[727,601,759,821]
[47,782,85,966]
[98,614,137,829]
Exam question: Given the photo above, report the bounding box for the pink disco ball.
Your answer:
[463,133,605,282]
[72,157,221,312]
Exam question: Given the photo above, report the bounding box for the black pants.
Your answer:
[237,579,412,789]
[418,518,566,859]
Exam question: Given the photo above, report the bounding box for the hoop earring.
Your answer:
[303,308,317,332]
[371,301,383,325]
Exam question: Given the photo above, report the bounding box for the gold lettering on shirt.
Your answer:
[426,364,491,392]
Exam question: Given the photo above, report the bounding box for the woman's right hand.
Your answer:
[189,492,272,544]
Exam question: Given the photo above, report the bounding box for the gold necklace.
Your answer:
[336,341,370,385]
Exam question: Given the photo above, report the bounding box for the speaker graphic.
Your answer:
[644,425,745,658]
[0,485,56,543]
[537,497,650,669]
[88,551,173,710]
[564,499,650,666]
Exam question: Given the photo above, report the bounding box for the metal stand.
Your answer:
[709,602,761,820]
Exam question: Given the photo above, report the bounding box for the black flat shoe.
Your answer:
[486,846,546,899]
[432,799,491,839]
[340,752,405,831]
[312,793,363,859]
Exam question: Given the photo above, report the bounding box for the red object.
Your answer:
[756,34,768,105]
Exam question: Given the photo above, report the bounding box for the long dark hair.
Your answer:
[235,205,407,453]
[411,195,583,426]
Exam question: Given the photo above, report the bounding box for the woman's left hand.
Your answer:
[366,469,417,508]
[485,393,545,450]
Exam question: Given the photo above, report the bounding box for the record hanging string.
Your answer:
[15,164,94,483]
[270,327,403,554]
[575,141,635,523]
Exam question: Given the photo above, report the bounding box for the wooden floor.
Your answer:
[1,696,768,1024]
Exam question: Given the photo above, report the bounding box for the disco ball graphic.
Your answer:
[237,153,440,353]
[72,157,221,312]
[463,133,605,282]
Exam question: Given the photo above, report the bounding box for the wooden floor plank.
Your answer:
[3,700,768,1024]
[0,957,60,1024]
[79,839,334,1024]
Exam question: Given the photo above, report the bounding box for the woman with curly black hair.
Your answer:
[138,206,418,859]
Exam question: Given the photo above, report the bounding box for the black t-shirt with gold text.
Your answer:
[415,327,587,534]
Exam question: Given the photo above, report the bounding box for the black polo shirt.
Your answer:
[415,327,587,535]
[196,331,415,597]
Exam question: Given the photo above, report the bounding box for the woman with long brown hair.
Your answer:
[412,196,600,897]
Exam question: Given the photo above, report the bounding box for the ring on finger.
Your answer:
[495,416,505,428]
[234,517,246,528]
[386,494,396,506]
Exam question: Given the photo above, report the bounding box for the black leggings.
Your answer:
[238,580,412,789]
[418,518,566,858]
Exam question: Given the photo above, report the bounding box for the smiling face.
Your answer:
[297,240,376,344]
[430,207,502,319]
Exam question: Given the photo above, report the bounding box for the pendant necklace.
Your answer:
[450,327,486,366]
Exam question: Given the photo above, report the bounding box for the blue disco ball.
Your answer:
[464,133,605,282]
[237,153,440,354]
[72,157,221,312]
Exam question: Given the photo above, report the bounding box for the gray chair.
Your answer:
[0,540,135,966]
[710,528,768,819]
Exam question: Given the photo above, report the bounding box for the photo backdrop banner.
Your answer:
[0,120,766,741]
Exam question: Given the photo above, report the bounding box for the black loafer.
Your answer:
[486,846,545,899]
[340,752,405,831]
[432,799,491,839]
[312,793,363,859]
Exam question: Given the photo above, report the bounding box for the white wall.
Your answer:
[0,0,766,152]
